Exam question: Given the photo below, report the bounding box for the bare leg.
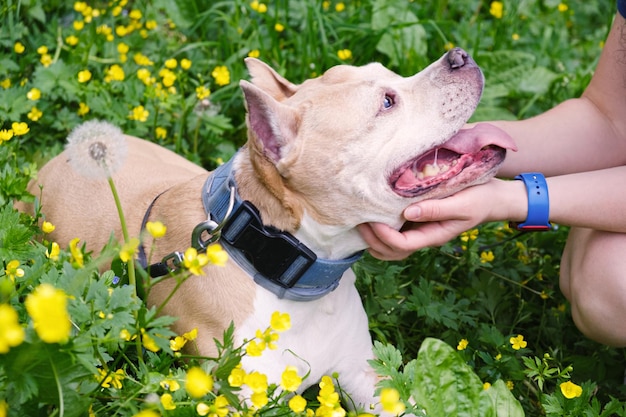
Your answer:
[561,227,626,347]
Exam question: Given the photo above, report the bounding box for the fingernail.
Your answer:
[404,205,421,220]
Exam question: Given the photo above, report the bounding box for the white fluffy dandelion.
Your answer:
[66,120,127,179]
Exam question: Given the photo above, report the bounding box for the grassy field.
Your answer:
[1,0,625,416]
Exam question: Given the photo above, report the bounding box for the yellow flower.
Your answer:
[78,69,92,83]
[335,2,345,12]
[68,238,84,268]
[141,329,161,352]
[119,237,140,262]
[25,284,72,344]
[129,105,149,122]
[158,68,176,87]
[5,260,25,282]
[196,396,229,417]
[489,1,503,19]
[42,221,56,234]
[132,411,159,417]
[40,54,52,67]
[560,381,583,399]
[245,339,263,356]
[120,329,133,341]
[146,20,158,30]
[206,244,228,266]
[183,328,198,341]
[0,129,14,142]
[46,242,60,261]
[186,366,214,398]
[105,64,125,82]
[160,393,176,410]
[115,25,128,37]
[460,229,478,242]
[251,391,268,408]
[244,371,268,393]
[495,353,502,361]
[558,3,568,12]
[65,35,78,46]
[250,1,268,13]
[274,22,285,32]
[480,250,494,263]
[289,395,307,413]
[380,388,405,415]
[1,79,10,89]
[270,311,291,332]
[444,41,455,51]
[337,49,352,60]
[129,9,142,20]
[27,107,42,121]
[133,52,154,66]
[457,338,469,351]
[180,58,192,70]
[117,42,130,54]
[78,102,90,116]
[506,380,514,390]
[160,378,181,391]
[73,20,85,31]
[483,382,491,390]
[182,247,209,276]
[196,86,211,100]
[512,33,520,41]
[11,122,29,136]
[0,399,7,417]
[0,304,25,353]
[155,127,167,140]
[281,366,302,392]
[37,45,48,55]
[228,365,246,387]
[509,334,527,350]
[211,66,230,87]
[14,42,25,53]
[96,368,125,389]
[170,335,187,351]
[146,220,166,238]
[248,49,260,58]
[164,58,177,69]
[27,88,41,100]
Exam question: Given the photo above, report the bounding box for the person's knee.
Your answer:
[566,269,626,347]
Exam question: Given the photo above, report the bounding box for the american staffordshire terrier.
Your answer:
[24,48,515,412]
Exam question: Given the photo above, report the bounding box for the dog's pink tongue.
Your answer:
[442,123,517,153]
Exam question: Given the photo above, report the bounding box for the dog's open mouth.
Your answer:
[390,123,517,197]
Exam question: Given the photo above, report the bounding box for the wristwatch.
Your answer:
[510,173,552,231]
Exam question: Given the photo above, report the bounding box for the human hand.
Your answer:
[358,179,523,260]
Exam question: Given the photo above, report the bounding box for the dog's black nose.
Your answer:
[446,47,469,69]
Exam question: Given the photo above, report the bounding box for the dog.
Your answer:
[22,48,515,412]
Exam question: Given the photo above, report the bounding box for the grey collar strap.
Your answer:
[202,154,362,301]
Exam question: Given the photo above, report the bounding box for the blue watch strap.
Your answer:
[512,173,552,231]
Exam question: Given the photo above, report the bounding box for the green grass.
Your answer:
[1,0,625,416]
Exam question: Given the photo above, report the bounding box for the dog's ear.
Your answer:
[240,79,300,163]
[244,57,298,101]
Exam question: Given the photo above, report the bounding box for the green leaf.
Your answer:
[411,338,523,417]
[479,380,525,417]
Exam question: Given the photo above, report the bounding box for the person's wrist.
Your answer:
[509,172,552,231]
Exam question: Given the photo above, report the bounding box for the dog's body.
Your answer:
[23,49,515,410]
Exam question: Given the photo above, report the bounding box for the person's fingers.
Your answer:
[357,223,415,261]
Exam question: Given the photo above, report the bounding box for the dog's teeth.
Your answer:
[422,163,440,177]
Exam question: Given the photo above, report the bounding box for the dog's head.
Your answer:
[239,50,515,231]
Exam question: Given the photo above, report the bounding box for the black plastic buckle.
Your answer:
[221,201,317,288]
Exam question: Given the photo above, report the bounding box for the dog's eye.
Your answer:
[383,94,395,109]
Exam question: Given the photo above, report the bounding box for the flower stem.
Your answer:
[107,177,137,298]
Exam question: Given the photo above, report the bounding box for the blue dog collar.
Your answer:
[202,154,363,301]
[511,172,552,231]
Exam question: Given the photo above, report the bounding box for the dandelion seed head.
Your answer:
[66,120,127,179]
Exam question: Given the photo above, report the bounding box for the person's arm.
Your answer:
[495,12,626,177]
